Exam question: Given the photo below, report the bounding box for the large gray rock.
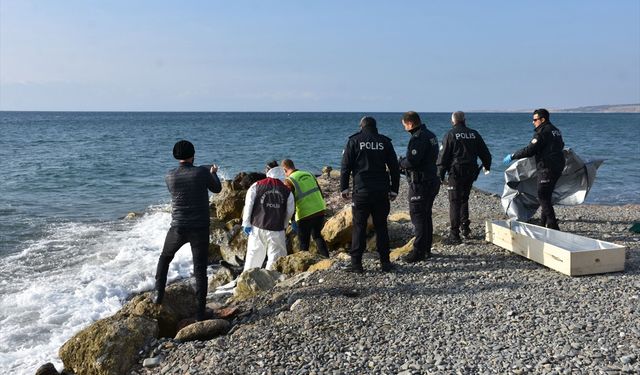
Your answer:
[59,314,158,375]
[174,319,231,342]
[234,268,282,301]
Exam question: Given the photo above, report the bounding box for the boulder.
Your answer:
[389,211,411,223]
[365,221,413,252]
[212,180,247,221]
[233,172,266,190]
[390,237,415,261]
[321,205,373,248]
[208,267,235,290]
[308,259,336,272]
[174,319,231,342]
[274,252,325,276]
[285,228,317,254]
[59,315,158,375]
[122,283,197,338]
[234,268,282,301]
[35,363,59,375]
[218,225,248,264]
[208,242,222,263]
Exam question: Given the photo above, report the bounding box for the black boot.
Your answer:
[345,257,364,274]
[402,250,430,263]
[153,288,164,305]
[443,232,462,245]
[380,260,396,272]
[461,226,472,239]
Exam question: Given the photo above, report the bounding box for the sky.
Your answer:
[1,0,639,112]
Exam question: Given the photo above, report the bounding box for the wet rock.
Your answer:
[35,363,59,375]
[59,315,158,375]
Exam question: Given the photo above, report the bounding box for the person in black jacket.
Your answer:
[398,111,441,262]
[437,111,492,244]
[340,116,400,273]
[504,108,565,230]
[154,140,222,321]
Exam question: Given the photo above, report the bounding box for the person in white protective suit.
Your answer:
[241,163,295,271]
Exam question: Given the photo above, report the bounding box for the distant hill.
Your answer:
[555,104,640,113]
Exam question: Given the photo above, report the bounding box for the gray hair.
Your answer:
[451,111,465,125]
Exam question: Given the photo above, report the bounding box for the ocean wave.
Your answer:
[0,204,197,374]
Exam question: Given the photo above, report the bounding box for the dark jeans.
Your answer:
[351,191,391,263]
[298,214,329,257]
[155,226,209,320]
[409,179,440,255]
[537,169,561,230]
[447,175,474,235]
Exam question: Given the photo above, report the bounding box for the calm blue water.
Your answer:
[0,111,639,373]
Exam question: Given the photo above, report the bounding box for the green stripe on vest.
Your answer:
[288,170,326,221]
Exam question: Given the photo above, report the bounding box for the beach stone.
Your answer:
[59,314,158,375]
[208,267,234,290]
[274,251,325,276]
[174,319,231,342]
[233,268,282,301]
[143,357,161,368]
[35,363,59,375]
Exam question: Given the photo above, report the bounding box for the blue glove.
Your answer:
[503,154,513,165]
[242,226,252,236]
[290,221,298,234]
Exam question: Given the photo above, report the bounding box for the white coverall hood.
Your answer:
[266,166,286,181]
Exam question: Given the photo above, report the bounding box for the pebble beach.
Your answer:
[130,177,640,375]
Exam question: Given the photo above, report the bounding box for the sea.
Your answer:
[1,111,639,373]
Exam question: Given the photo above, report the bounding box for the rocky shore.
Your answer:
[47,170,639,375]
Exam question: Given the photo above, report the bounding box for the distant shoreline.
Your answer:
[1,104,639,114]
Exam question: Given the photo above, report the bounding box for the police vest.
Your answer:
[287,170,326,221]
[250,178,291,231]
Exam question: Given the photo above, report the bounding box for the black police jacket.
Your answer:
[399,124,439,182]
[512,121,565,174]
[165,162,222,228]
[437,123,492,180]
[340,125,400,194]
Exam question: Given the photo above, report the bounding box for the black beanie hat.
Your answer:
[173,140,195,160]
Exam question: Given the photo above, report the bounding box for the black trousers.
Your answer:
[447,175,474,235]
[155,226,209,320]
[298,214,329,257]
[351,191,390,263]
[537,169,561,230]
[409,179,440,255]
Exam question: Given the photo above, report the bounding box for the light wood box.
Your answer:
[485,220,626,276]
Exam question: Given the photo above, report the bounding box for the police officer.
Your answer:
[504,108,565,230]
[398,111,441,262]
[437,111,492,244]
[340,116,400,273]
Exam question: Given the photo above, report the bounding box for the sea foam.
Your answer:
[0,205,195,374]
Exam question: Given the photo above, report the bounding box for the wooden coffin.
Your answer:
[485,220,626,276]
